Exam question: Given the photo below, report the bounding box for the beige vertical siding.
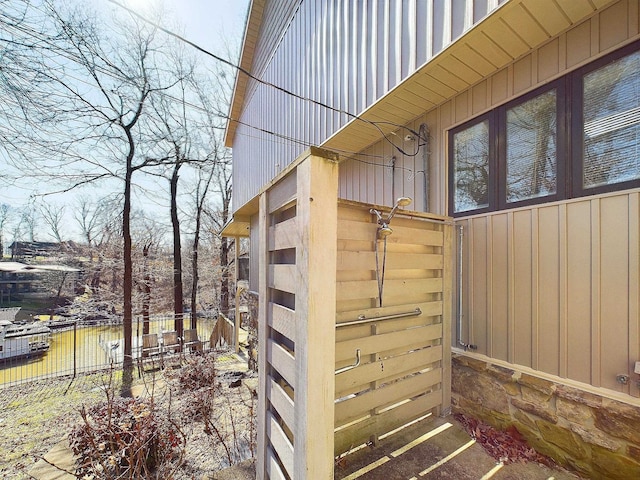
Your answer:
[458,191,640,394]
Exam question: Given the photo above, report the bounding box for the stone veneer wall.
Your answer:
[452,354,640,479]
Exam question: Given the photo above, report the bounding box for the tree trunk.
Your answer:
[171,166,184,338]
[220,237,230,315]
[121,152,134,397]
[190,225,199,329]
[142,243,151,335]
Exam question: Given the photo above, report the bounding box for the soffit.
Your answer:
[322,0,616,156]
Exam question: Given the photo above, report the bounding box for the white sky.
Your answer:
[0,0,250,240]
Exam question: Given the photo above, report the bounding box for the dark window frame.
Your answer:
[448,112,497,215]
[449,40,640,217]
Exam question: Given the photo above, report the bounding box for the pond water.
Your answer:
[0,317,216,385]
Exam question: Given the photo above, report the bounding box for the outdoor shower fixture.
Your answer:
[371,197,412,306]
[370,197,412,239]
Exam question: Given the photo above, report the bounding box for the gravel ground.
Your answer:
[0,352,256,480]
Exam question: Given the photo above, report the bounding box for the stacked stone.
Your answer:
[452,354,640,479]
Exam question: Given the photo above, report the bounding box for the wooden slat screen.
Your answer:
[257,152,338,479]
[334,202,452,457]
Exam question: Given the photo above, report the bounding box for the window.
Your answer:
[505,89,558,203]
[452,117,491,213]
[450,41,640,216]
[575,48,640,194]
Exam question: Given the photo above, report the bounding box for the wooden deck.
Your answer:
[335,416,578,480]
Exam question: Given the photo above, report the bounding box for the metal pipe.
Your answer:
[335,349,361,374]
[456,225,477,350]
[336,307,422,328]
[421,124,430,212]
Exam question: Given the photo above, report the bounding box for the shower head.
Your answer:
[396,197,412,207]
[377,224,393,238]
[386,197,412,223]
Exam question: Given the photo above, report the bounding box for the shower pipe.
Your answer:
[335,307,423,328]
[335,349,361,375]
[456,224,477,351]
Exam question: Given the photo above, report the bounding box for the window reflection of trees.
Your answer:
[454,120,489,212]
[506,90,557,202]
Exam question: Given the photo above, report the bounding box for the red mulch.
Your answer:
[454,413,556,467]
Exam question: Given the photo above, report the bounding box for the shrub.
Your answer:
[175,354,217,392]
[69,396,184,479]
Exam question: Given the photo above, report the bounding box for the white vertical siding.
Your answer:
[232,0,501,211]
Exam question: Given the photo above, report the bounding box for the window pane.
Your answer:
[453,120,489,212]
[583,51,640,188]
[506,90,557,202]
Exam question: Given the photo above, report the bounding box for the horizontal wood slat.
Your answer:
[336,301,443,324]
[335,368,442,427]
[334,390,442,455]
[336,346,443,397]
[268,264,297,294]
[267,412,294,477]
[268,302,296,343]
[266,447,287,480]
[336,251,444,270]
[337,220,445,246]
[336,278,443,302]
[267,339,296,389]
[268,171,297,214]
[268,377,295,433]
[335,323,442,363]
[269,217,299,251]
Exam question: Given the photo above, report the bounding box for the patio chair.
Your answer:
[138,333,162,373]
[162,330,181,354]
[182,328,203,353]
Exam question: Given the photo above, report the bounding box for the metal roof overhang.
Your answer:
[320,0,616,156]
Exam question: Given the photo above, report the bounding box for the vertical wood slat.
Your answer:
[256,193,269,480]
[442,218,453,414]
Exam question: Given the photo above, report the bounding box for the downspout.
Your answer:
[456,224,477,351]
[420,124,429,212]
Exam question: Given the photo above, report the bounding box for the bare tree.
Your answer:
[40,202,66,243]
[0,204,12,258]
[1,1,185,394]
[204,156,233,315]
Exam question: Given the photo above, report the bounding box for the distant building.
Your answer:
[9,241,79,259]
[0,261,79,304]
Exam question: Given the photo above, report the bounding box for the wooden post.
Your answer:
[294,154,338,479]
[256,193,269,480]
[234,235,240,353]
